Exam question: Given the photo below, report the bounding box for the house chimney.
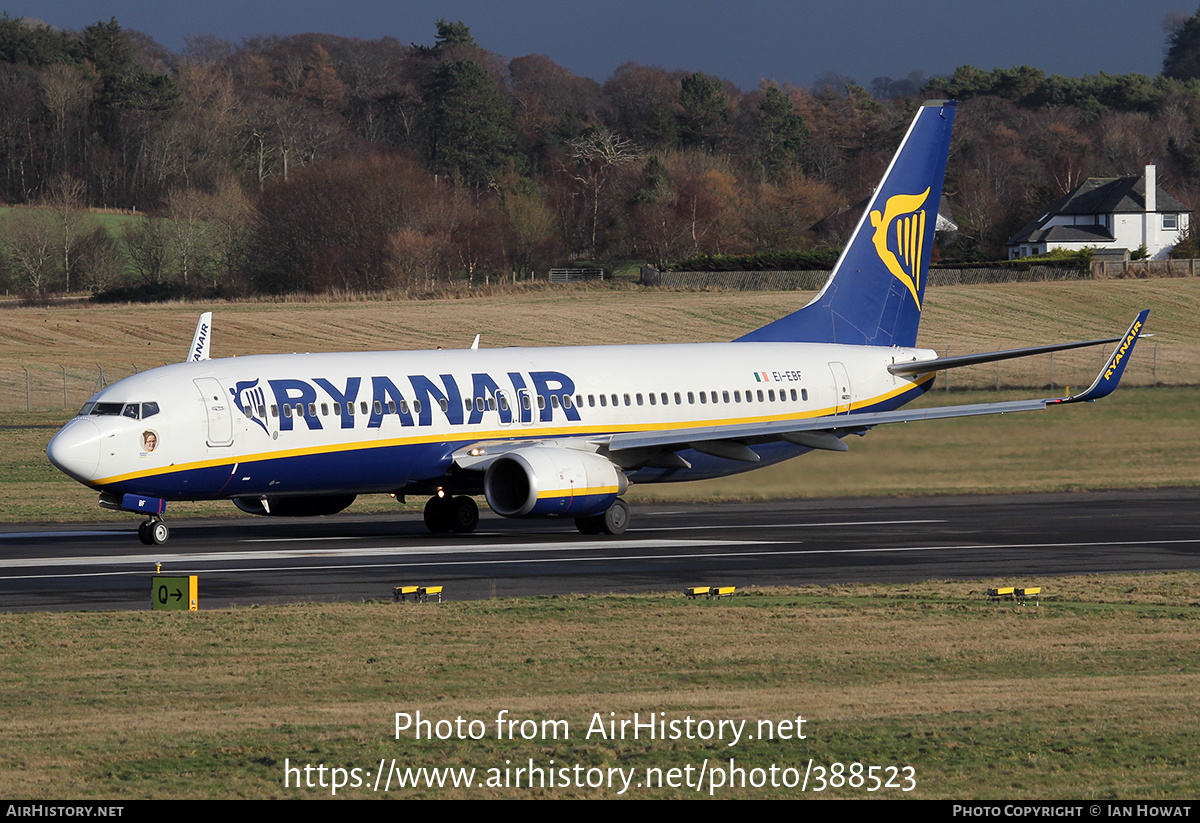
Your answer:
[1145,164,1157,213]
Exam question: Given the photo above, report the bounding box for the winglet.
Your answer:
[188,312,212,362]
[1053,310,1149,405]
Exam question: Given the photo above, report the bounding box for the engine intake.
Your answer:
[483,447,627,518]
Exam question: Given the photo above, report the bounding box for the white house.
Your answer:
[1007,165,1189,260]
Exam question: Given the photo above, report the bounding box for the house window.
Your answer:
[1163,214,1179,231]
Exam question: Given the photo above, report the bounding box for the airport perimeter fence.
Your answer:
[2,363,149,414]
[659,265,1114,291]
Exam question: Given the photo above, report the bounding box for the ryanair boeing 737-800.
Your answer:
[46,101,1149,545]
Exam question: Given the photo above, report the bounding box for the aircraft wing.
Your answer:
[452,311,1147,470]
[604,310,1149,459]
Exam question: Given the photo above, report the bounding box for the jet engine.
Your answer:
[483,447,627,518]
[232,494,357,517]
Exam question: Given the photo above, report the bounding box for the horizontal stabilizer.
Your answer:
[888,332,1146,376]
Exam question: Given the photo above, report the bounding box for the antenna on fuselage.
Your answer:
[470,334,480,351]
[188,312,212,362]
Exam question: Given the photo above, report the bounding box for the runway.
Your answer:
[1,489,1198,611]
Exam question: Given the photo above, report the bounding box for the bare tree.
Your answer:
[1,209,58,297]
[563,128,640,257]
[43,174,88,292]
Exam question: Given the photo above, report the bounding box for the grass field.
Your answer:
[2,281,1198,799]
[2,278,1199,412]
[1,575,1197,799]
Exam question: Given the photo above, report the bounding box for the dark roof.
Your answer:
[1053,176,1189,215]
[1013,224,1115,245]
[1007,172,1190,246]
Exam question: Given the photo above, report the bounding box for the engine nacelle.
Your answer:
[232,494,357,517]
[483,447,627,518]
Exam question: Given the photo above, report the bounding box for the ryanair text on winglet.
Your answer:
[1104,318,1143,380]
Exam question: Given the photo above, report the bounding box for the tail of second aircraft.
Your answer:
[737,99,956,348]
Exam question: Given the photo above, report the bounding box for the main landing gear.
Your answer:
[137,516,169,546]
[575,498,629,536]
[423,495,480,534]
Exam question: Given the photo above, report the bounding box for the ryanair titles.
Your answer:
[231,370,579,435]
[1104,317,1143,380]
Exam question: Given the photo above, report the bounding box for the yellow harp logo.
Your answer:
[869,187,931,309]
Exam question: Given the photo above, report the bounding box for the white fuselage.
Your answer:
[48,340,937,502]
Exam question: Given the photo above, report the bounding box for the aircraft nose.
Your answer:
[47,418,101,482]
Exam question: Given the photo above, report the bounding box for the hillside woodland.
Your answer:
[5,14,1200,298]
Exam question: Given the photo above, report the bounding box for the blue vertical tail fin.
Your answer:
[737,99,956,347]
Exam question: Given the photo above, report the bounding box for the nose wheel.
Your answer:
[138,517,169,546]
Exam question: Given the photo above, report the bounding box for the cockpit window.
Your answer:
[87,401,160,419]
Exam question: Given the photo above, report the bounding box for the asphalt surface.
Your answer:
[1,489,1198,611]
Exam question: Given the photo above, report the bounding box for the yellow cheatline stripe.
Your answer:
[535,485,620,500]
[91,374,933,486]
